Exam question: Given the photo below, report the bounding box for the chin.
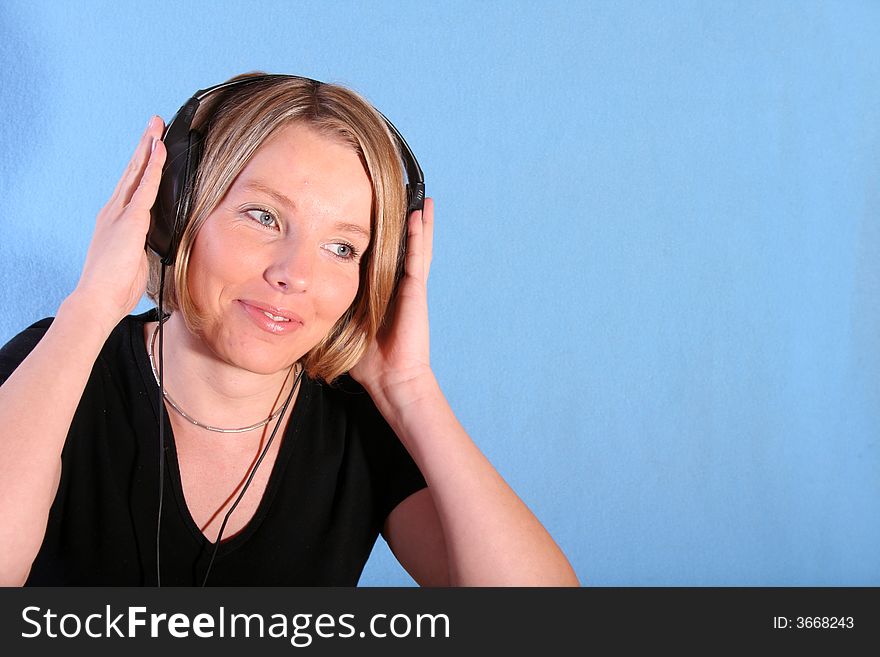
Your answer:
[209,338,300,376]
[228,347,302,376]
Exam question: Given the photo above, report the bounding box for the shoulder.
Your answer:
[0,310,158,386]
[95,309,156,367]
[315,375,424,477]
[323,374,374,408]
[303,374,404,460]
[1,317,55,349]
[0,317,55,384]
[315,374,389,428]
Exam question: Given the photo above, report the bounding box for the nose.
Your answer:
[263,239,315,293]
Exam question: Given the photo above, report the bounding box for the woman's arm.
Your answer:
[0,118,166,585]
[375,374,580,586]
[352,199,579,586]
[0,296,114,584]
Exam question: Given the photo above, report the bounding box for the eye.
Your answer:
[324,242,358,261]
[245,208,278,229]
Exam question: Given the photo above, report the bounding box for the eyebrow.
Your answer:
[240,180,371,241]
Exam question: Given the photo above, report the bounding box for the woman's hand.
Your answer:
[350,198,435,409]
[68,116,167,336]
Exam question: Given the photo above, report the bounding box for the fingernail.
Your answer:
[151,137,157,153]
[146,116,155,131]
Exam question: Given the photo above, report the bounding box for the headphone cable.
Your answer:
[156,265,167,587]
[154,276,303,587]
[201,364,303,586]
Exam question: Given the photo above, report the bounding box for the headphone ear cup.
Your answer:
[167,129,204,263]
[148,123,203,265]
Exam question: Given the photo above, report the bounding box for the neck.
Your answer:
[148,313,297,431]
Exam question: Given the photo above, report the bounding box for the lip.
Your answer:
[237,300,305,335]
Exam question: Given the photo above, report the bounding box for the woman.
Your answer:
[0,74,578,586]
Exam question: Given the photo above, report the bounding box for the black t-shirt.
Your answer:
[0,309,427,586]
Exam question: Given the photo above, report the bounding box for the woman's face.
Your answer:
[186,122,373,375]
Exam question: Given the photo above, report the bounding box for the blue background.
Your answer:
[1,0,878,585]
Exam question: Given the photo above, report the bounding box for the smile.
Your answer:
[238,300,304,335]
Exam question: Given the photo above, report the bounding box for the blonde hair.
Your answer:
[146,73,408,383]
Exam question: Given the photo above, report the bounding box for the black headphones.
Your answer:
[147,73,425,266]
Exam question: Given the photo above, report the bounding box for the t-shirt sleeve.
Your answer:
[373,415,429,525]
[0,318,54,387]
[338,376,428,527]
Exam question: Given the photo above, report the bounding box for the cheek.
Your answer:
[186,228,259,309]
[185,240,221,310]
[316,267,361,321]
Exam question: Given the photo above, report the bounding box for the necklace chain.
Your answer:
[148,320,296,434]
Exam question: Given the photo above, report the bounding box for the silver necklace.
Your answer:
[148,320,296,434]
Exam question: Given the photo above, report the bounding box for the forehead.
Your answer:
[231,122,372,226]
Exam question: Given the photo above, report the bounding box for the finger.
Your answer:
[404,207,425,284]
[127,137,167,214]
[110,116,165,207]
[106,123,150,206]
[421,197,434,281]
[122,118,166,207]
